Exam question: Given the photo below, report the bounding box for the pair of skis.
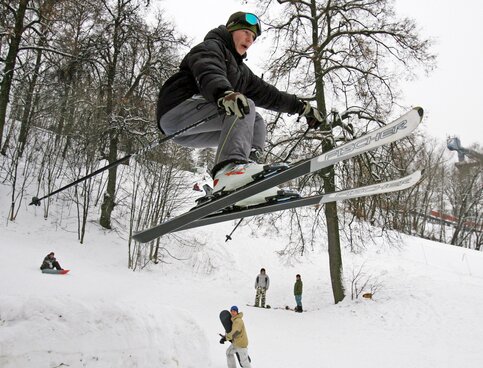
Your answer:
[132,107,424,243]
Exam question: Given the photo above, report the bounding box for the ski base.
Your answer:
[171,170,422,233]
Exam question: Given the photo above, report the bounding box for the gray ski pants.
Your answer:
[159,95,266,165]
[226,344,252,368]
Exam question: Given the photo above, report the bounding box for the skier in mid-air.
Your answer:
[133,10,422,244]
[156,11,323,205]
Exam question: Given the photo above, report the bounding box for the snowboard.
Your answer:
[246,304,271,309]
[264,305,306,312]
[41,269,70,275]
[219,310,232,334]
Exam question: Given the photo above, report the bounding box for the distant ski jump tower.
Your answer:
[447,137,483,169]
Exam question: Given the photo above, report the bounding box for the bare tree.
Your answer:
[348,262,383,300]
[65,130,101,244]
[82,0,183,229]
[1,122,41,221]
[379,137,482,250]
[0,0,31,146]
[446,155,482,248]
[127,147,191,270]
[255,0,435,303]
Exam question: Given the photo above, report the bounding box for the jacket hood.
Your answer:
[204,25,246,62]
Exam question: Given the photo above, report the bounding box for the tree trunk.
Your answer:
[99,132,118,229]
[324,178,345,303]
[311,0,345,303]
[0,0,29,146]
[18,46,43,156]
[99,1,124,229]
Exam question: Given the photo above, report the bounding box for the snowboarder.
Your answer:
[156,11,323,205]
[224,306,251,368]
[254,268,270,308]
[40,252,63,271]
[294,274,303,312]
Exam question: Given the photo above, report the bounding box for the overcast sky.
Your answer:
[157,0,482,148]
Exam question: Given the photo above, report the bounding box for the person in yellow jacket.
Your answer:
[225,306,251,368]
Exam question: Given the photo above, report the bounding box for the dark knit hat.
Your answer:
[230,305,239,312]
[226,12,261,39]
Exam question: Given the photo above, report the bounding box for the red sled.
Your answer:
[41,269,70,275]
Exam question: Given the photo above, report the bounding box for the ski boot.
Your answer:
[213,162,298,207]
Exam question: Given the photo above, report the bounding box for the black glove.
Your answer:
[217,91,250,118]
[219,334,227,344]
[299,101,324,129]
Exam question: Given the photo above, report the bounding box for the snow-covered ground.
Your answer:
[1,181,483,368]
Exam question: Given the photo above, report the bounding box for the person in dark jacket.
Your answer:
[40,252,63,270]
[294,274,303,313]
[157,11,323,205]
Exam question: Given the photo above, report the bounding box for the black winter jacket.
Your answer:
[156,26,304,125]
[40,255,55,270]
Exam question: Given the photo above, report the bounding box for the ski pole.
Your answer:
[225,218,244,242]
[30,110,223,206]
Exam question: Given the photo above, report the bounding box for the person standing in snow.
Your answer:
[156,11,324,206]
[294,274,303,313]
[254,268,270,308]
[40,252,63,271]
[225,306,251,368]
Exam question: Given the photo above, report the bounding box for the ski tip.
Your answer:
[415,106,424,118]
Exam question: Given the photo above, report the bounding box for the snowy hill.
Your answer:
[1,181,483,368]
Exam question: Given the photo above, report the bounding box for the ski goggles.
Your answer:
[227,13,262,37]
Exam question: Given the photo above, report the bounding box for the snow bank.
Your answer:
[0,295,209,368]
